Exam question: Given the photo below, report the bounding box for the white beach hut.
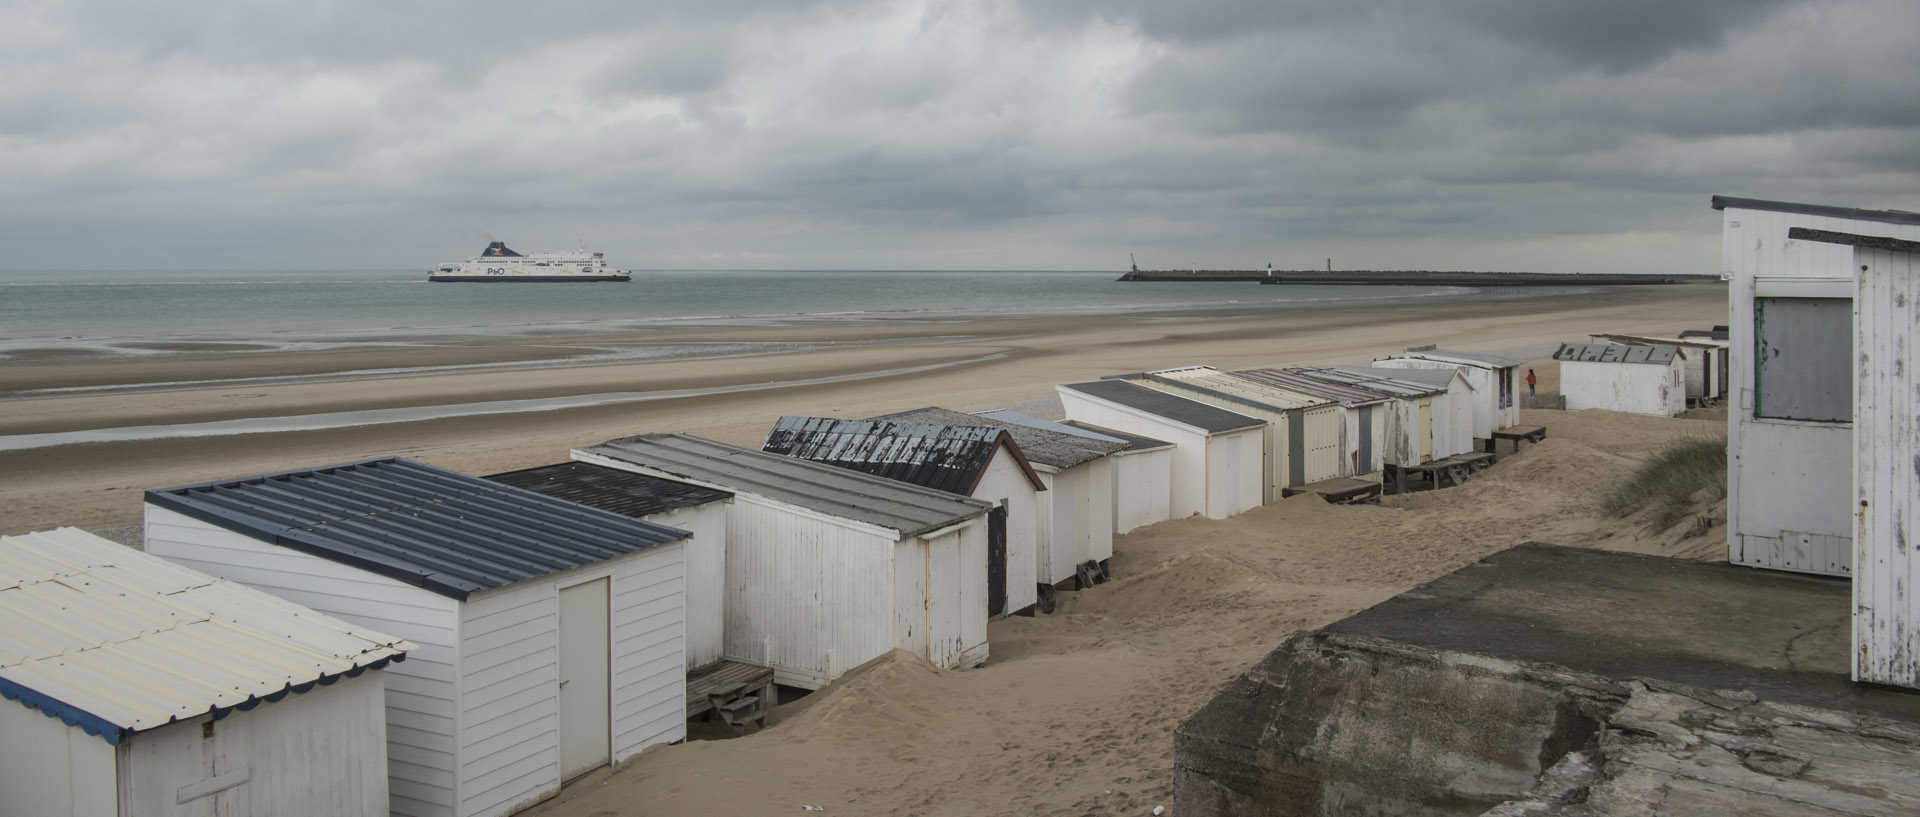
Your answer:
[1590,333,1731,406]
[485,462,732,670]
[1551,341,1688,418]
[1126,366,1347,500]
[1286,365,1473,464]
[762,415,1047,613]
[0,527,411,817]
[975,409,1177,536]
[1788,228,1920,689]
[574,434,994,689]
[143,458,693,817]
[1057,379,1264,520]
[1715,196,1920,577]
[879,407,1129,592]
[1377,346,1525,443]
[1231,367,1395,478]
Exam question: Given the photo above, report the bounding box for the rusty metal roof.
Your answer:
[871,406,1124,470]
[0,528,413,745]
[1552,342,1681,366]
[763,416,1045,494]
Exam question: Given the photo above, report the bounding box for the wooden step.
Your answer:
[715,695,761,713]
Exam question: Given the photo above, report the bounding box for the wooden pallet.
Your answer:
[687,660,775,730]
[1489,425,1548,453]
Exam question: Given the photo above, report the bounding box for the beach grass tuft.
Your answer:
[1599,435,1728,530]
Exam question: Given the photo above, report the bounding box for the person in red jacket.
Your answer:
[1526,368,1537,395]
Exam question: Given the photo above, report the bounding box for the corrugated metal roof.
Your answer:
[1590,333,1726,350]
[1282,366,1449,398]
[1552,342,1681,366]
[1144,366,1336,410]
[1401,346,1526,368]
[969,410,1176,453]
[0,528,413,745]
[1338,365,1460,390]
[1058,380,1264,434]
[763,417,1044,493]
[146,458,692,601]
[1061,420,1175,452]
[485,462,733,518]
[577,434,992,538]
[1231,368,1394,406]
[1712,195,1920,226]
[871,407,1123,469]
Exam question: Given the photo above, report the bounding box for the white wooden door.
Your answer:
[1418,398,1434,462]
[558,578,610,781]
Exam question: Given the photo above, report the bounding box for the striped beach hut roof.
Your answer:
[0,527,413,745]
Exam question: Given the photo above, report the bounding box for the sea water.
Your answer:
[0,269,1482,355]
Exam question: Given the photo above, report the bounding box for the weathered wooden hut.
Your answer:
[1378,346,1525,442]
[574,434,993,689]
[762,415,1045,613]
[1285,365,1472,464]
[1057,379,1264,520]
[0,527,411,817]
[1231,367,1394,477]
[1120,366,1346,501]
[975,409,1177,536]
[1551,341,1687,418]
[1788,228,1920,689]
[876,407,1128,591]
[143,459,693,817]
[1714,195,1920,577]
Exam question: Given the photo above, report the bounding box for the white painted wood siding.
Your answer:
[117,670,389,817]
[1059,387,1214,519]
[1033,470,1070,586]
[1203,429,1264,519]
[1111,448,1173,534]
[0,695,117,817]
[970,451,1041,614]
[1136,380,1290,503]
[1723,205,1920,575]
[724,496,895,689]
[1375,397,1424,467]
[144,506,460,817]
[919,524,990,669]
[1560,358,1687,417]
[1301,404,1344,483]
[1853,245,1920,688]
[1044,459,1116,569]
[643,501,728,669]
[1377,359,1500,439]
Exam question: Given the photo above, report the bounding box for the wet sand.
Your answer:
[0,283,1726,534]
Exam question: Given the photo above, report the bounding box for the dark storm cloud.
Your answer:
[2,0,1915,271]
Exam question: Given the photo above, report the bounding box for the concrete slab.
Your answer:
[1174,544,1920,817]
[1326,543,1920,721]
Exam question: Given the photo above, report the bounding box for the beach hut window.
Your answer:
[1753,297,1851,422]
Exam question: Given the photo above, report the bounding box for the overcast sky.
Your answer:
[5,0,1915,272]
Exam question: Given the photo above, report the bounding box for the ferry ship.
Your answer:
[429,241,631,282]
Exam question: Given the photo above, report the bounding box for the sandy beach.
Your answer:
[0,282,1734,815]
[0,283,1725,535]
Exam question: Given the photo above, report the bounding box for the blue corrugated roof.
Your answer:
[146,459,691,600]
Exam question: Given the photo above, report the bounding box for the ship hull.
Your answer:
[428,274,630,282]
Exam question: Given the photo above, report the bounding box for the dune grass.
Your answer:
[1599,435,1728,530]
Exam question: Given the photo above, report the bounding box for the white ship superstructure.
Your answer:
[429,241,631,282]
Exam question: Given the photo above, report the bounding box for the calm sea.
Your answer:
[0,269,1482,356]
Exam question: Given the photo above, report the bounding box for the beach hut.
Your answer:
[762,415,1046,613]
[143,458,693,817]
[1377,346,1525,442]
[1590,333,1730,406]
[1788,228,1920,688]
[976,410,1177,536]
[0,527,410,817]
[1231,367,1394,477]
[1715,196,1920,577]
[1286,365,1473,463]
[1056,379,1264,520]
[485,462,732,670]
[573,434,993,689]
[1551,341,1687,418]
[1120,366,1346,499]
[874,407,1127,592]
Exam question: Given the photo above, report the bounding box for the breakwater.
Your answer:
[1117,269,1719,286]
